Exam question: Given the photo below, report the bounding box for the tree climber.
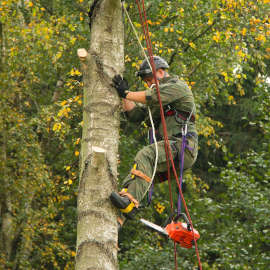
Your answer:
[110,56,198,224]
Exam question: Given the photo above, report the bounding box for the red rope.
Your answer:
[136,0,174,213]
[135,1,202,269]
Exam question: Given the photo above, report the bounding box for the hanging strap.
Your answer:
[119,189,140,209]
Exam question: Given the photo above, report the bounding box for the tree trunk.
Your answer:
[76,0,124,269]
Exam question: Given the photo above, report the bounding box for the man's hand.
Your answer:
[112,75,129,98]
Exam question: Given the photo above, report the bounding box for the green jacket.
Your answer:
[127,75,197,140]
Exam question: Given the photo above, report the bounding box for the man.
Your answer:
[110,56,198,221]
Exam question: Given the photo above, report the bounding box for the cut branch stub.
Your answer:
[77,48,88,61]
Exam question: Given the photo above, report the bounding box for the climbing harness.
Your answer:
[164,104,196,123]
[121,1,202,269]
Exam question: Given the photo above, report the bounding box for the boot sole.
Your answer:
[110,192,130,209]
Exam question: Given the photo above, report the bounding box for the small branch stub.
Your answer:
[77,48,88,61]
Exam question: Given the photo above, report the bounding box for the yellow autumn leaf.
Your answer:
[241,28,247,36]
[189,42,196,49]
[134,22,141,28]
[213,31,221,43]
[221,71,229,82]
[237,50,246,58]
[75,151,80,156]
[256,34,266,43]
[154,202,165,214]
[68,179,73,185]
[70,37,77,45]
[239,88,245,96]
[55,52,62,60]
[66,166,71,171]
[207,18,213,25]
[74,69,81,76]
[73,96,79,102]
[53,123,61,132]
[70,68,75,76]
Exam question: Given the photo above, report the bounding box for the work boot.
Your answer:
[110,190,138,219]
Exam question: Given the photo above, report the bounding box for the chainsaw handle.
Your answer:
[173,213,191,231]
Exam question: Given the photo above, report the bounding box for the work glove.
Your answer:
[112,75,129,98]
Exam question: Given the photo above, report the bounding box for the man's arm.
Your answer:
[122,99,136,111]
[126,91,146,104]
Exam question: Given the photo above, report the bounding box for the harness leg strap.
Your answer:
[131,168,152,183]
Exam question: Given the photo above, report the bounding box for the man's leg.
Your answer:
[110,140,179,219]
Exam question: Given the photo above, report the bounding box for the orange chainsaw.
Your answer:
[140,213,200,248]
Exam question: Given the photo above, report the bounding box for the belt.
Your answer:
[165,109,196,122]
[173,132,198,140]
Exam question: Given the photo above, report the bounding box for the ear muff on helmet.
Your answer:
[136,56,169,78]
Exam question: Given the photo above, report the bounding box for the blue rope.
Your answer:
[177,131,187,215]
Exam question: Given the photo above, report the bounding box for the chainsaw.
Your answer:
[140,213,200,249]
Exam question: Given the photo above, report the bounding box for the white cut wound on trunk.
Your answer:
[77,48,88,61]
[92,146,106,153]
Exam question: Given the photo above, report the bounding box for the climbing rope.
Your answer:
[122,1,202,269]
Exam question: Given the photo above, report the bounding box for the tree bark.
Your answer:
[76,0,124,270]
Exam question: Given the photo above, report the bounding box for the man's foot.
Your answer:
[110,190,138,219]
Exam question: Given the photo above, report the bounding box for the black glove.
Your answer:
[112,75,129,98]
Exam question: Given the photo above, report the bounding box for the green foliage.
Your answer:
[0,0,269,269]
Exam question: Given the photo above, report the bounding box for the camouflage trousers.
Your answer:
[121,135,198,204]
